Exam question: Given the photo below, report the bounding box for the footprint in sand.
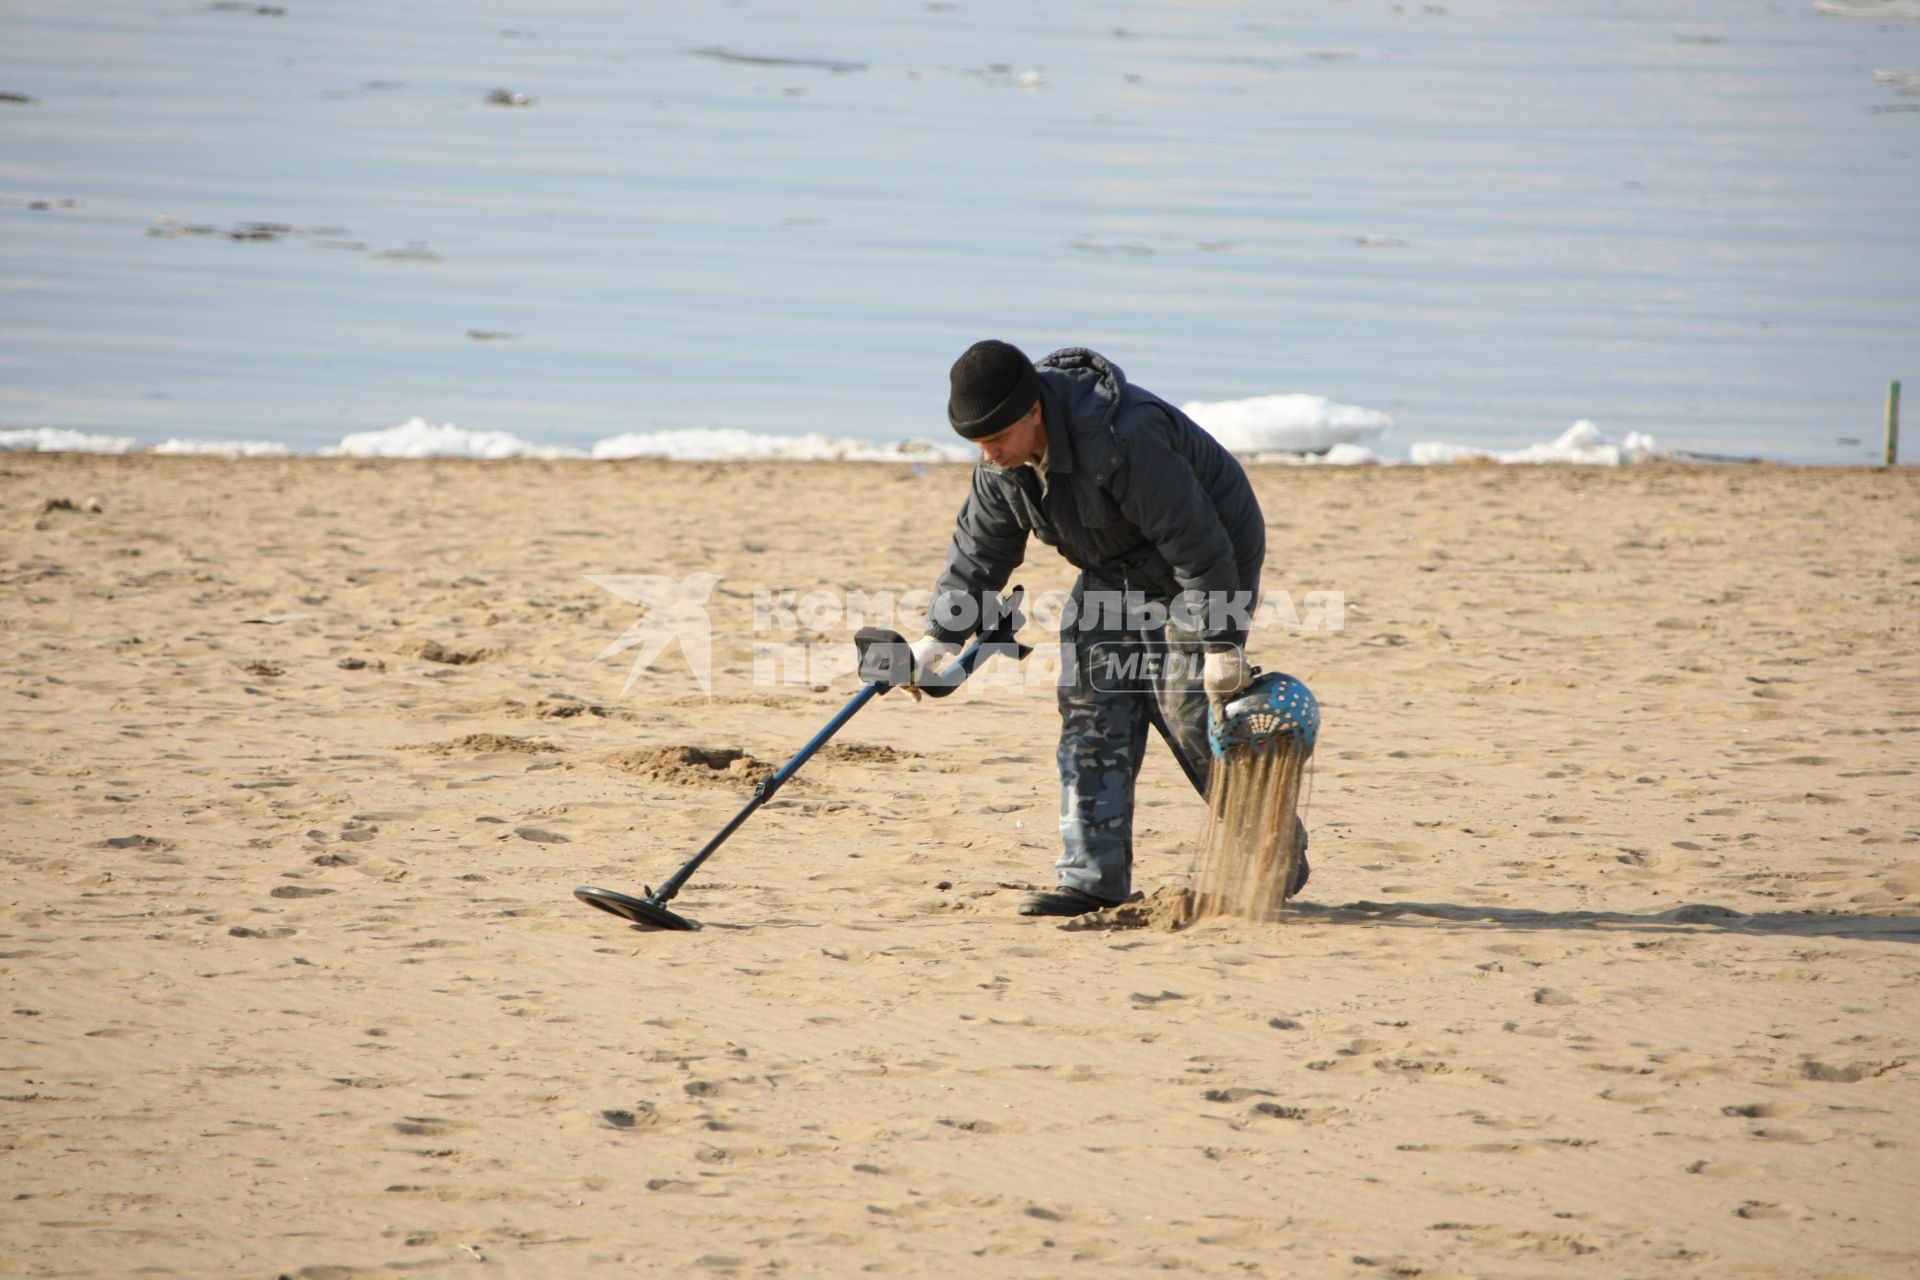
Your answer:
[937,1117,1004,1134]
[1250,1102,1333,1122]
[1800,1058,1906,1082]
[598,1102,663,1131]
[102,833,174,850]
[393,1116,461,1137]
[645,1177,695,1192]
[1721,1102,1806,1119]
[307,819,378,845]
[228,924,297,939]
[1750,1124,1834,1144]
[1687,1160,1770,1178]
[395,639,498,665]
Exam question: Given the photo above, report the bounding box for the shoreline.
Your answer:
[4,447,1888,470]
[1,413,1779,467]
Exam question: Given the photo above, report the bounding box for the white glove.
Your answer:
[907,635,962,699]
[1203,647,1251,717]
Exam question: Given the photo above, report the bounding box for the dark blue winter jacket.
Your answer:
[928,348,1265,645]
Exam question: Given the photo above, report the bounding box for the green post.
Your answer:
[1889,381,1902,467]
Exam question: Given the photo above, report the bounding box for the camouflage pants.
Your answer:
[1054,572,1217,902]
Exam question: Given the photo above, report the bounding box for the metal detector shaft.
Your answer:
[647,607,1024,907]
[577,585,1029,929]
[649,679,883,904]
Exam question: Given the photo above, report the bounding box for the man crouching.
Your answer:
[910,340,1307,916]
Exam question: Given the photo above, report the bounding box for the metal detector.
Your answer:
[574,586,1029,931]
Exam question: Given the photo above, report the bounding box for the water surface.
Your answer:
[2,0,1916,461]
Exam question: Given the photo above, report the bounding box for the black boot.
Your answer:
[1017,885,1122,917]
[1288,818,1311,897]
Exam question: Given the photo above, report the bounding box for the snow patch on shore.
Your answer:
[330,418,587,460]
[1181,393,1393,457]
[1411,420,1665,466]
[1,427,140,454]
[152,438,294,457]
[591,428,969,463]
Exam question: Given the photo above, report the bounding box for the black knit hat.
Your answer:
[947,340,1040,439]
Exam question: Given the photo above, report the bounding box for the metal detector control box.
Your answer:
[853,628,914,689]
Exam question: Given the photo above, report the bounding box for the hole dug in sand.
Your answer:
[598,745,773,787]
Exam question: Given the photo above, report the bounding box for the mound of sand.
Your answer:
[816,741,917,764]
[410,733,559,754]
[1063,885,1196,932]
[450,696,633,720]
[597,745,772,786]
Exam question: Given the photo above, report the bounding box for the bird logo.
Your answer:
[584,572,723,698]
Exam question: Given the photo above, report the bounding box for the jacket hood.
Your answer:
[1036,347,1128,435]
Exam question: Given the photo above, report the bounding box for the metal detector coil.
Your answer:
[1208,671,1319,760]
[573,884,699,930]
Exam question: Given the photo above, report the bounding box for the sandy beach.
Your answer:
[3,454,1917,1278]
